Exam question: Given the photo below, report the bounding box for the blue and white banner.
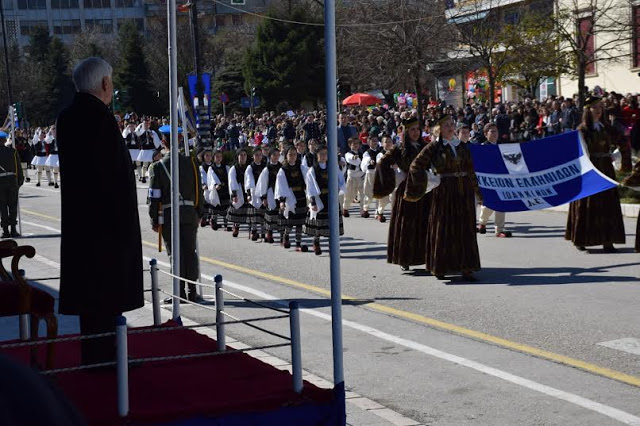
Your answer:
[468,131,618,212]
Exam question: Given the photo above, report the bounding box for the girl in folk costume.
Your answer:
[44,127,60,188]
[122,122,141,178]
[275,146,310,252]
[304,145,345,255]
[198,148,214,227]
[374,135,396,223]
[245,149,267,241]
[255,148,284,244]
[301,138,319,169]
[565,96,625,252]
[227,149,253,237]
[30,128,51,187]
[621,160,640,252]
[405,114,481,281]
[206,150,231,231]
[342,137,364,217]
[135,118,162,183]
[360,133,381,219]
[374,116,430,271]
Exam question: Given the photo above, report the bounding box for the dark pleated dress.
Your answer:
[621,160,640,252]
[374,141,430,267]
[565,124,625,247]
[405,140,480,276]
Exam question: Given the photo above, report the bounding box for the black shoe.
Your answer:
[435,275,446,280]
[576,246,586,251]
[10,228,20,238]
[211,221,219,230]
[226,226,232,232]
[251,230,258,241]
[54,183,59,189]
[400,265,410,271]
[0,231,9,239]
[188,293,204,304]
[296,244,308,252]
[283,236,291,249]
[48,182,54,186]
[25,177,30,183]
[603,245,618,253]
[164,292,187,304]
[141,177,147,184]
[35,182,40,187]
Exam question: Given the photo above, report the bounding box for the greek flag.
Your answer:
[469,131,618,212]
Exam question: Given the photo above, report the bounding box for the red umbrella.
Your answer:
[342,93,382,106]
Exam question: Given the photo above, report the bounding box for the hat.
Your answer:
[402,117,418,128]
[584,95,602,107]
[436,114,453,126]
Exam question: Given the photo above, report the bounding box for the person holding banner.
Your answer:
[405,115,481,281]
[476,123,513,238]
[374,117,430,271]
[565,96,625,252]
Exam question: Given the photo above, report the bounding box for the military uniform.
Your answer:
[0,141,24,237]
[148,152,204,302]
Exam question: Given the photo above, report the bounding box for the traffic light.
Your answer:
[336,78,342,97]
[251,87,256,98]
[12,102,23,120]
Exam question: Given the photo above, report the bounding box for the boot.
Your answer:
[342,209,350,217]
[200,217,209,227]
[10,226,19,238]
[261,233,266,242]
[251,230,259,241]
[313,239,322,255]
[1,227,9,239]
[266,231,274,243]
[283,234,291,249]
[296,243,308,252]
[232,225,239,238]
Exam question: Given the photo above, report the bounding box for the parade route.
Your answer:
[9,182,640,425]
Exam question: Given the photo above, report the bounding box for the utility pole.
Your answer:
[187,0,211,150]
[0,0,14,105]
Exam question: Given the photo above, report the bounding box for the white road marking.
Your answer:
[21,219,640,425]
[21,184,60,194]
[598,338,640,356]
[21,220,61,234]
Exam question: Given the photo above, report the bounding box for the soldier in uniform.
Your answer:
[0,132,23,238]
[148,134,204,304]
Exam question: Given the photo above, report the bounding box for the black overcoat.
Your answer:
[57,92,143,315]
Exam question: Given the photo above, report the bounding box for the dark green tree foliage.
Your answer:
[115,21,159,115]
[45,37,74,120]
[211,51,245,114]
[27,27,52,64]
[243,2,324,110]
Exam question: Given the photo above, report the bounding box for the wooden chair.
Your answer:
[0,240,58,369]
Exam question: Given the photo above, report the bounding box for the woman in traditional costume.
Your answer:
[565,96,625,252]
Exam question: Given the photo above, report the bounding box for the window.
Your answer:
[17,0,47,10]
[230,0,245,5]
[503,10,520,25]
[85,18,112,33]
[52,0,79,8]
[53,19,81,34]
[115,0,137,7]
[3,0,13,10]
[4,20,17,41]
[20,20,48,36]
[577,16,596,75]
[84,0,111,8]
[633,5,640,68]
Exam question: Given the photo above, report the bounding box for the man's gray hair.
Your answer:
[72,57,112,94]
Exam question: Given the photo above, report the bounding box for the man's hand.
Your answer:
[262,199,268,207]
[232,196,238,204]
[280,202,286,210]
[215,184,221,190]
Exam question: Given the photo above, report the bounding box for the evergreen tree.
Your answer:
[114,21,158,115]
[44,37,74,121]
[211,51,245,115]
[243,2,324,110]
[27,27,52,65]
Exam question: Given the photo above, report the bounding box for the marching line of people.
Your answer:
[28,126,60,188]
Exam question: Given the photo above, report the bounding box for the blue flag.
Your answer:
[469,131,618,212]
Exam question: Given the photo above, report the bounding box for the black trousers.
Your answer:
[79,313,119,366]
[0,182,18,228]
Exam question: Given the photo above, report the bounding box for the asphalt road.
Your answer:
[15,179,640,426]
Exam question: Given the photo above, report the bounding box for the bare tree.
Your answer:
[337,0,454,119]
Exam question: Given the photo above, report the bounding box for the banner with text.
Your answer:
[468,131,618,212]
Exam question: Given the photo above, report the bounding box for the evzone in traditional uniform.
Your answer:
[621,160,640,252]
[44,127,59,188]
[565,96,625,252]
[405,114,481,281]
[227,149,253,238]
[360,134,380,219]
[30,128,51,187]
[275,145,310,252]
[373,135,396,222]
[255,148,284,244]
[122,123,141,178]
[245,149,267,241]
[135,120,162,183]
[198,148,214,227]
[343,137,364,217]
[304,145,345,255]
[206,150,231,231]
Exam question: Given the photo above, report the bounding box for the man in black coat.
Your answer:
[57,57,143,366]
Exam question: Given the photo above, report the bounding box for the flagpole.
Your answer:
[324,0,344,387]
[168,0,181,319]
[0,0,13,105]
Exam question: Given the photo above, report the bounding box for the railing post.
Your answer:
[149,259,161,326]
[19,314,29,340]
[214,275,225,351]
[289,301,303,394]
[116,316,129,418]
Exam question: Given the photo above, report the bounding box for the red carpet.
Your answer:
[2,322,338,425]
